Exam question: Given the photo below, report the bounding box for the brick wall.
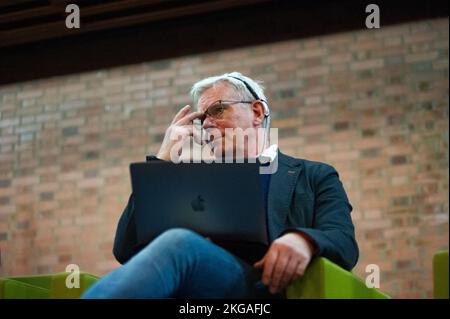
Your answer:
[0,18,448,298]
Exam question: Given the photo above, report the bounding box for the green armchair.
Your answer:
[0,271,98,299]
[433,250,449,299]
[0,257,389,299]
[287,257,389,298]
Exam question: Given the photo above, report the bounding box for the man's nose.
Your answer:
[202,116,216,129]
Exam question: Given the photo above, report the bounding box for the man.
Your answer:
[83,72,358,298]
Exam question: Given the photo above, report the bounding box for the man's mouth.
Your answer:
[204,135,223,148]
[209,136,222,149]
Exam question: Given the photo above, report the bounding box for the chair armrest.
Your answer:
[0,272,99,299]
[50,272,99,299]
[433,250,449,299]
[0,278,50,299]
[286,257,390,299]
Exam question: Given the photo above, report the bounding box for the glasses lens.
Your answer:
[207,103,224,118]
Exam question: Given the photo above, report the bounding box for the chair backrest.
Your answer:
[433,250,449,299]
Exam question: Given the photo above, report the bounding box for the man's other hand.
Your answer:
[254,231,316,294]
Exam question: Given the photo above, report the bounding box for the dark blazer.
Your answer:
[113,151,359,270]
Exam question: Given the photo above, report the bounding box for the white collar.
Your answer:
[258,144,278,164]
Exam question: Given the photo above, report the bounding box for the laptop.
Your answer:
[129,161,269,263]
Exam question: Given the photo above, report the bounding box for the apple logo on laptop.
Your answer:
[191,195,205,212]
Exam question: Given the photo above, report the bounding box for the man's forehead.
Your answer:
[197,82,237,110]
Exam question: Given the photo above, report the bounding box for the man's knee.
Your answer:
[159,227,201,242]
[148,228,206,253]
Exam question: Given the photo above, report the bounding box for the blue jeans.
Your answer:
[82,228,280,298]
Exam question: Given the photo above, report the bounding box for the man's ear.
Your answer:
[252,101,265,127]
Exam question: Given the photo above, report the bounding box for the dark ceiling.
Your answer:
[0,0,448,85]
[0,0,273,48]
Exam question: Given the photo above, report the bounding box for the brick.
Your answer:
[391,176,409,186]
[358,219,392,230]
[325,52,352,64]
[17,89,43,100]
[295,47,327,59]
[304,96,322,105]
[60,83,85,94]
[334,121,350,131]
[405,51,439,63]
[0,196,10,205]
[354,137,385,149]
[299,124,330,136]
[303,144,332,154]
[271,118,300,128]
[391,155,408,165]
[404,32,437,44]
[387,185,417,197]
[40,192,54,201]
[324,92,353,103]
[297,65,329,77]
[0,179,11,188]
[62,126,79,137]
[350,59,384,70]
[384,84,407,96]
[411,61,433,72]
[361,148,380,158]
[60,100,86,111]
[0,118,19,128]
[364,209,382,219]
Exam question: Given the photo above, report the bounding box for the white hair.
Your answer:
[190,72,267,107]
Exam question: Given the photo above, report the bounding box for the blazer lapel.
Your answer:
[267,151,303,241]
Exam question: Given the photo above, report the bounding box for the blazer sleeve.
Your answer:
[113,156,163,264]
[282,164,359,270]
[112,193,140,264]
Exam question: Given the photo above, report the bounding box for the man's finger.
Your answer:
[172,105,191,124]
[169,125,194,140]
[261,249,278,287]
[295,261,307,278]
[269,254,290,293]
[176,111,204,125]
[254,257,265,269]
[281,258,300,289]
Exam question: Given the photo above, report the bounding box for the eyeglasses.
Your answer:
[200,100,253,123]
